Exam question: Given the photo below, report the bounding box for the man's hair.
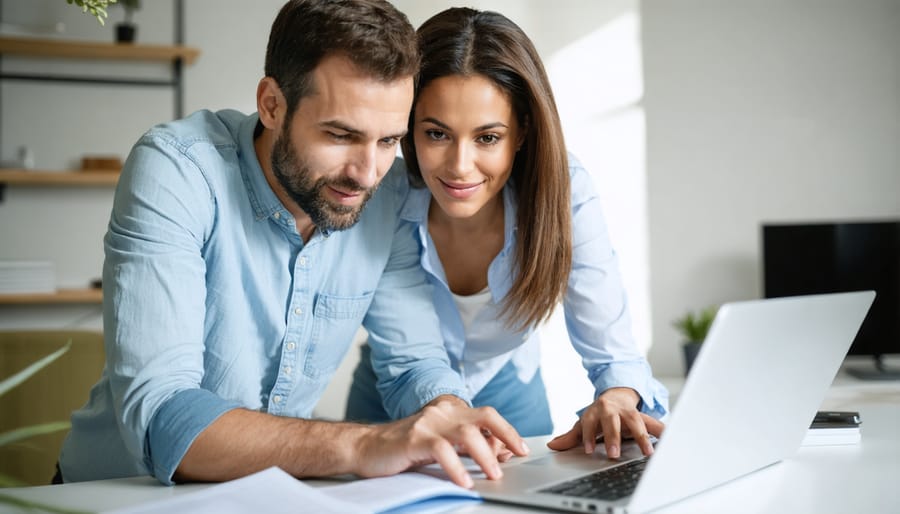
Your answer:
[265,0,419,117]
[401,8,572,331]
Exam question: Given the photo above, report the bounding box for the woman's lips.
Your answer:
[439,178,483,199]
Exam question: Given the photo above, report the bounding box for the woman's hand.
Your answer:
[546,387,664,458]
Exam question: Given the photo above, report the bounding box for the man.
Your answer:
[58,0,527,489]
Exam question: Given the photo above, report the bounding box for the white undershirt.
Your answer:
[450,286,492,333]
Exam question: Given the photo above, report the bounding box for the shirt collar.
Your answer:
[239,114,284,222]
[400,180,519,253]
[237,114,331,238]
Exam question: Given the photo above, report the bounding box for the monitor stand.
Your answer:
[845,354,900,380]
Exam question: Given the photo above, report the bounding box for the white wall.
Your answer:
[643,0,900,375]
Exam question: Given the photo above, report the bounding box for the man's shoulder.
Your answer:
[141,109,250,152]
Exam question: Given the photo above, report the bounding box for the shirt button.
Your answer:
[273,212,281,220]
[272,395,282,404]
[286,341,296,351]
[294,307,303,316]
[283,366,292,375]
[298,256,308,267]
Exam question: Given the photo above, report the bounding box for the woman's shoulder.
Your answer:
[565,151,599,208]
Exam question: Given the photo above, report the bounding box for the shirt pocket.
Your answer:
[304,292,374,378]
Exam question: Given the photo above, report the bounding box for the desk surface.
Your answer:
[3,373,899,514]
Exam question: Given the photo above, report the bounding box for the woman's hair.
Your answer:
[265,0,419,118]
[402,7,572,331]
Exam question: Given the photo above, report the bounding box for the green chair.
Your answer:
[0,330,105,486]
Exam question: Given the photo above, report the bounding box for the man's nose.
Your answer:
[345,144,378,189]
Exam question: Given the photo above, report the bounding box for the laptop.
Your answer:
[471,291,875,513]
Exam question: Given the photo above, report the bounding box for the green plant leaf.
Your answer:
[0,342,70,398]
[672,306,719,343]
[0,421,71,447]
[64,0,117,25]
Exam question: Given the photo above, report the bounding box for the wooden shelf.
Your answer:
[0,36,200,65]
[0,288,102,305]
[0,169,119,187]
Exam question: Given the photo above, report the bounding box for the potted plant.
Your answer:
[672,305,718,376]
[114,0,140,43]
[66,0,114,26]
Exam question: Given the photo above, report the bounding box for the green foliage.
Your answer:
[0,341,72,488]
[672,306,718,344]
[65,0,118,26]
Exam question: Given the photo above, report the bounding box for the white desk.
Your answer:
[3,373,898,514]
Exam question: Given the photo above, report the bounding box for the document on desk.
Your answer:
[105,466,481,514]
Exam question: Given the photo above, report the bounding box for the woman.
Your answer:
[347,7,668,457]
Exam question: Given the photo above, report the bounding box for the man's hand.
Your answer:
[547,387,664,458]
[355,395,529,488]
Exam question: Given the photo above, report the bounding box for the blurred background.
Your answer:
[0,0,898,436]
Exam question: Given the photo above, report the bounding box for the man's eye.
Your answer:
[329,132,351,141]
[380,136,401,147]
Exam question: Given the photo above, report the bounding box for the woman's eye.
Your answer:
[477,134,500,145]
[425,129,446,141]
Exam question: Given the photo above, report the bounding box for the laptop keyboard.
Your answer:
[539,456,649,501]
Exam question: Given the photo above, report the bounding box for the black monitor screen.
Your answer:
[762,221,900,357]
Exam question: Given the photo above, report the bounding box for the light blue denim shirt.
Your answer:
[59,109,466,484]
[399,155,668,418]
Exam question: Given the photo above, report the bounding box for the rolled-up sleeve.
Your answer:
[563,157,668,419]
[103,134,239,483]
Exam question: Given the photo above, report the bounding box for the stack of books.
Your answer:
[802,410,861,446]
[0,260,55,294]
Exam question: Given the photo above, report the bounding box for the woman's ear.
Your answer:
[257,77,284,130]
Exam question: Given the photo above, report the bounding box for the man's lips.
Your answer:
[327,185,364,203]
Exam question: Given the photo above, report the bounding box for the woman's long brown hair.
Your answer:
[401,7,572,331]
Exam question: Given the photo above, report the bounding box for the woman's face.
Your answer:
[412,74,523,221]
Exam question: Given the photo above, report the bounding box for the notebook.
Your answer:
[471,291,875,513]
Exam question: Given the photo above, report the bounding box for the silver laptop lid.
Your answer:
[628,291,875,512]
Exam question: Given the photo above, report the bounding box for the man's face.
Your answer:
[270,54,414,232]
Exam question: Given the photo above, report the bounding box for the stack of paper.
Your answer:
[106,467,482,514]
[802,410,861,446]
[0,260,55,293]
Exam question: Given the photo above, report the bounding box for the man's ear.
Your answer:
[257,77,284,130]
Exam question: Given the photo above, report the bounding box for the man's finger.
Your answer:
[432,438,474,488]
[477,408,529,457]
[457,424,502,480]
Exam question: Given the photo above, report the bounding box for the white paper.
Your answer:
[319,472,481,513]
[104,468,481,514]
[104,467,361,514]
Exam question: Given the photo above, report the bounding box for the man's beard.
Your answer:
[270,125,376,232]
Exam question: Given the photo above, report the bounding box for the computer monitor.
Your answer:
[762,220,900,380]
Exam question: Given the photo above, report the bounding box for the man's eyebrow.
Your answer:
[320,120,406,140]
[320,120,364,136]
[420,117,508,132]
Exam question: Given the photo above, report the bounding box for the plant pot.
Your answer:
[682,342,702,376]
[116,23,137,43]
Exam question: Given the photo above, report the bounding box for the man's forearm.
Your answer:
[173,408,372,482]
